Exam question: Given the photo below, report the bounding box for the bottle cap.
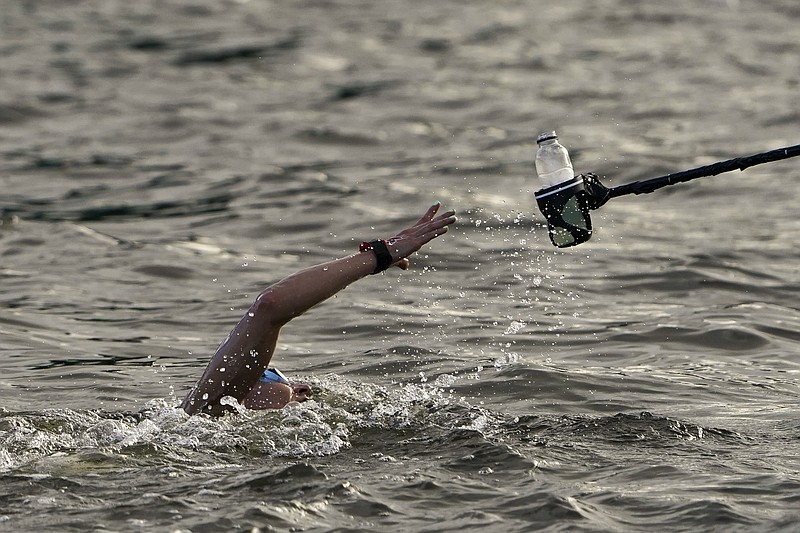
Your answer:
[536,131,558,144]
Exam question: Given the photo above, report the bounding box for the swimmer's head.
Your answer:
[242,367,312,409]
[260,367,291,385]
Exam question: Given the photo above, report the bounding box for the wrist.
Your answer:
[359,240,394,274]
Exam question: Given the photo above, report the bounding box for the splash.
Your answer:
[0,376,469,473]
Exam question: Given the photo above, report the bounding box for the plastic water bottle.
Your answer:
[535,131,575,188]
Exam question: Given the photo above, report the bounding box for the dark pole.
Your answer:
[606,144,800,200]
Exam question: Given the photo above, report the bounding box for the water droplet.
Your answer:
[202,393,209,400]
[248,312,255,317]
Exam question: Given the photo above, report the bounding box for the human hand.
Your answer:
[385,202,456,270]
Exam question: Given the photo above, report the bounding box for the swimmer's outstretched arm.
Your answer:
[180,202,456,416]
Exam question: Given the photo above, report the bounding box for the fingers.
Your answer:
[412,202,441,226]
[435,209,457,226]
[418,223,450,245]
[411,209,456,237]
[399,215,454,251]
[384,204,456,264]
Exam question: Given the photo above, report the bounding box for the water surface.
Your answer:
[2,0,799,531]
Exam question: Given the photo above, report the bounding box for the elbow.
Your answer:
[253,289,289,327]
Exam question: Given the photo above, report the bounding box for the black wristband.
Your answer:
[360,239,394,274]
